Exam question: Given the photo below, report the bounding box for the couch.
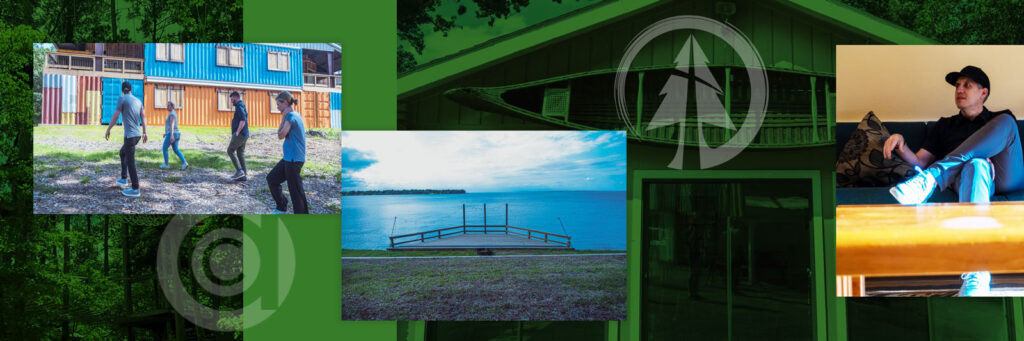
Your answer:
[835,119,1024,205]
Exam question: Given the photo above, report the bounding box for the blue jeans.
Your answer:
[924,113,1024,203]
[162,132,186,165]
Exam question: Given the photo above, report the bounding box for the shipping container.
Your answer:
[143,83,298,129]
[77,76,102,125]
[330,92,342,129]
[300,90,332,129]
[144,43,303,88]
[42,87,61,125]
[39,74,101,125]
[102,78,144,125]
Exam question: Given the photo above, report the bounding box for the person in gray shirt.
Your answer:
[105,81,148,197]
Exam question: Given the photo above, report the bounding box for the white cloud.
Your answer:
[344,131,623,191]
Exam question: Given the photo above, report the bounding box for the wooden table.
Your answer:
[837,202,1024,296]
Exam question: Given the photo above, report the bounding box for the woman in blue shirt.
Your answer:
[267,91,309,213]
[160,101,188,170]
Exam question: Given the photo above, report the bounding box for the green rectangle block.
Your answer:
[245,0,396,130]
[244,214,394,340]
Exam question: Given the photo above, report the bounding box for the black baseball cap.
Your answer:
[946,65,990,90]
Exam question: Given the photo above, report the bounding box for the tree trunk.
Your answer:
[62,215,70,341]
[110,0,117,40]
[123,222,135,341]
[104,216,109,276]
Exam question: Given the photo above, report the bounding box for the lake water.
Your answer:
[342,191,626,250]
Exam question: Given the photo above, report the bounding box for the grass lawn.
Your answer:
[342,254,626,320]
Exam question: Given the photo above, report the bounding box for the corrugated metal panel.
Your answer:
[145,43,303,88]
[85,90,103,125]
[60,75,77,113]
[77,76,102,125]
[147,83,283,128]
[264,43,340,52]
[300,91,331,129]
[330,92,342,110]
[43,73,59,88]
[42,87,61,124]
[102,78,143,124]
[330,109,341,129]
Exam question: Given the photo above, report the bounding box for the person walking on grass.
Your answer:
[104,81,147,198]
[160,101,189,170]
[267,91,309,214]
[227,91,249,181]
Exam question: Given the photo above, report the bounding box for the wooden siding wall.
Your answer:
[399,0,873,130]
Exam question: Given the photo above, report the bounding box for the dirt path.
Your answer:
[33,126,340,214]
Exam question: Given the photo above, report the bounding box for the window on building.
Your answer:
[155,43,184,62]
[217,45,244,68]
[269,92,281,113]
[268,51,290,72]
[218,90,244,111]
[154,86,184,109]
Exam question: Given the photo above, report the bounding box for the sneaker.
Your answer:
[181,162,189,171]
[235,176,248,182]
[116,178,130,187]
[890,166,937,205]
[271,209,287,214]
[122,188,141,197]
[159,163,170,169]
[958,271,991,297]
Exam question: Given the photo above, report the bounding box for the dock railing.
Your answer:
[388,203,571,248]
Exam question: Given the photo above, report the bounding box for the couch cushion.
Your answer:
[836,112,917,187]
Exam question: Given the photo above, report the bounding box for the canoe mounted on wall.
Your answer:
[445,66,836,149]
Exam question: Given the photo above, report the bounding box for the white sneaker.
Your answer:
[181,163,189,171]
[159,163,170,169]
[958,271,991,297]
[890,166,937,205]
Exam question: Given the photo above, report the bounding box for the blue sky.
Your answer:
[342,131,625,192]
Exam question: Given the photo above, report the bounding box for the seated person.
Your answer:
[885,66,1022,296]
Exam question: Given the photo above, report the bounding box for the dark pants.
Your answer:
[267,160,308,213]
[227,135,248,173]
[120,136,141,190]
[927,113,1024,202]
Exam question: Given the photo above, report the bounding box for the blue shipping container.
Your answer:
[102,78,144,125]
[144,43,303,88]
[330,92,342,110]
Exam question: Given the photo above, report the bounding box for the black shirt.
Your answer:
[231,100,249,138]
[921,107,1014,159]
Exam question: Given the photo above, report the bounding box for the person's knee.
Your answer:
[992,112,1015,125]
[966,158,992,170]
[962,158,994,180]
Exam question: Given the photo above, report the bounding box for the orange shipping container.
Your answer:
[300,90,332,129]
[144,83,292,129]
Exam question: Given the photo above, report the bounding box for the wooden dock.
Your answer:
[388,204,572,250]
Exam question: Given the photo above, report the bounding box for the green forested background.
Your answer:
[0,215,243,340]
[839,0,1024,44]
[0,0,244,227]
[0,1,245,339]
